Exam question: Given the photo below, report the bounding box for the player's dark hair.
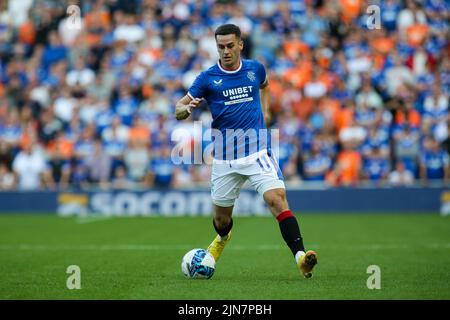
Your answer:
[215,24,241,39]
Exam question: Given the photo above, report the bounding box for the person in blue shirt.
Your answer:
[419,137,450,185]
[41,31,67,71]
[303,141,332,182]
[381,0,402,32]
[362,146,390,185]
[112,87,139,127]
[393,123,420,176]
[148,144,178,188]
[175,24,317,278]
[277,135,299,179]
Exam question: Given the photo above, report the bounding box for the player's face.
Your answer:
[216,34,243,69]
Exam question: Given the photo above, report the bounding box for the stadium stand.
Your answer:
[0,0,448,191]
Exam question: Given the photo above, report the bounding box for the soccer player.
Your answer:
[175,24,317,278]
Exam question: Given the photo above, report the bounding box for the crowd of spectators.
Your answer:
[0,0,448,191]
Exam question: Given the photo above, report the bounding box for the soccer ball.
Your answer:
[181,248,216,279]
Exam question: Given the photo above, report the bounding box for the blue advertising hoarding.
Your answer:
[0,187,448,215]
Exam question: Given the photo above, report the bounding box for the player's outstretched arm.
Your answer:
[175,95,203,121]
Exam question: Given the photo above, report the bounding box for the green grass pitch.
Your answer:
[0,213,449,299]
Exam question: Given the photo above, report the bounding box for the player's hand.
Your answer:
[187,97,204,112]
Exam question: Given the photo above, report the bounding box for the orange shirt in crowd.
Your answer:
[283,59,312,89]
[128,126,150,144]
[18,21,35,45]
[406,24,429,47]
[395,109,421,128]
[268,77,284,113]
[329,150,362,186]
[370,37,395,71]
[83,10,111,46]
[47,138,74,159]
[84,10,111,29]
[339,0,363,23]
[319,98,341,126]
[335,107,355,134]
[283,39,310,61]
[292,97,314,122]
[370,37,395,55]
[142,84,153,99]
[317,72,334,91]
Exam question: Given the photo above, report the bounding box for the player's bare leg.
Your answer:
[207,204,233,262]
[263,188,318,278]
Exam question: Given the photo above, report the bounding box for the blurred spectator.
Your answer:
[393,122,420,175]
[355,81,383,110]
[385,55,416,97]
[66,57,96,87]
[422,84,449,142]
[326,142,362,187]
[0,0,448,191]
[111,166,135,190]
[388,161,415,186]
[12,142,49,190]
[0,139,14,169]
[251,20,279,65]
[148,144,176,188]
[112,86,139,126]
[8,0,33,28]
[53,87,78,124]
[339,117,367,149]
[113,13,145,44]
[302,141,332,182]
[361,146,390,185]
[124,139,150,183]
[362,126,390,159]
[102,115,129,143]
[405,47,436,77]
[397,0,427,38]
[419,137,450,185]
[84,138,112,189]
[69,159,90,191]
[37,107,64,144]
[74,122,96,159]
[381,0,402,32]
[128,114,150,146]
[172,165,203,188]
[42,31,67,71]
[46,144,71,190]
[277,133,300,181]
[0,162,16,190]
[0,110,22,148]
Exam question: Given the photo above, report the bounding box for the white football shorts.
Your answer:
[211,149,285,207]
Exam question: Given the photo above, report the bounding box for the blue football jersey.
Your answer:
[188,59,268,160]
[420,151,449,180]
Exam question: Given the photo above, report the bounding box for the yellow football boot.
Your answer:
[298,250,318,278]
[206,231,232,262]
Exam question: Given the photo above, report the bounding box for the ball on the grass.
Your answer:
[181,248,215,279]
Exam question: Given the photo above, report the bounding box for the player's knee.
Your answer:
[265,189,287,211]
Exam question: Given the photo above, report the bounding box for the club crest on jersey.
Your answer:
[247,71,256,82]
[213,79,223,86]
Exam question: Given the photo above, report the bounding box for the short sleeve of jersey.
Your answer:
[255,61,267,86]
[188,72,207,100]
